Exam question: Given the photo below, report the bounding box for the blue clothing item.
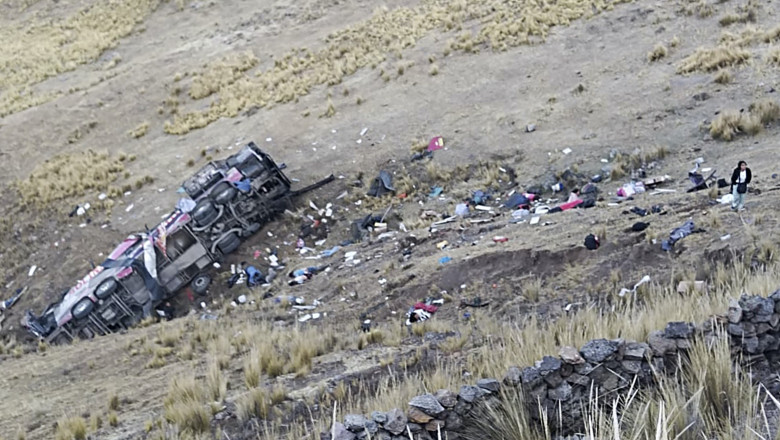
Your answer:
[245,266,264,286]
[233,179,252,192]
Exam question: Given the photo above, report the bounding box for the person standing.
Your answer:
[730,160,752,212]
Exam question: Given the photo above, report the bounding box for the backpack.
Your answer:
[584,234,600,250]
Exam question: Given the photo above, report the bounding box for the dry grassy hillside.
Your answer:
[1,0,780,438]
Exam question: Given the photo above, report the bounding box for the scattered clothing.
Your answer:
[245,266,265,286]
[661,220,703,251]
[503,193,536,209]
[405,298,442,325]
[1,287,27,310]
[366,170,395,197]
[455,203,469,217]
[631,222,650,232]
[567,192,581,204]
[233,178,252,192]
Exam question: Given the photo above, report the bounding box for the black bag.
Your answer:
[737,183,747,194]
[584,234,600,250]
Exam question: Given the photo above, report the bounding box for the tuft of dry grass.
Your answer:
[55,416,87,440]
[236,388,269,421]
[0,0,165,117]
[163,0,642,134]
[647,43,668,62]
[129,121,149,138]
[768,48,780,66]
[714,69,733,83]
[710,99,780,140]
[163,376,209,434]
[108,411,118,427]
[188,50,258,99]
[108,393,120,411]
[206,358,227,401]
[677,45,751,73]
[15,150,126,211]
[429,64,439,75]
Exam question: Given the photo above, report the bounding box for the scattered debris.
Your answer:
[366,171,395,197]
[28,265,37,277]
[427,136,444,152]
[661,220,703,252]
[618,275,651,297]
[525,124,536,132]
[677,280,708,294]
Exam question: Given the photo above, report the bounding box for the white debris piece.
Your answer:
[125,203,134,212]
[98,193,107,200]
[28,265,37,277]
[360,127,368,136]
[562,148,572,155]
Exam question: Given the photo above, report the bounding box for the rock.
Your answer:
[621,360,641,374]
[728,299,742,323]
[453,399,472,415]
[676,339,692,350]
[566,373,591,387]
[574,362,596,375]
[757,323,772,335]
[407,423,423,433]
[332,422,357,440]
[745,337,760,354]
[445,412,463,430]
[544,371,564,388]
[345,414,370,432]
[693,92,711,101]
[477,378,500,393]
[559,346,585,364]
[371,411,387,424]
[771,314,780,328]
[648,330,677,356]
[407,407,432,424]
[321,433,333,440]
[580,339,619,363]
[526,124,536,132]
[520,366,542,385]
[458,385,481,403]
[425,420,445,432]
[560,363,574,378]
[664,322,694,339]
[755,312,773,323]
[503,366,522,386]
[537,355,562,373]
[548,382,573,401]
[623,342,650,360]
[728,323,745,337]
[435,389,457,408]
[384,408,407,435]
[409,394,445,416]
[741,296,774,316]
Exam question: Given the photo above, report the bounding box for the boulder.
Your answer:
[425,420,445,432]
[409,394,445,416]
[559,346,585,364]
[648,330,677,356]
[384,408,407,435]
[458,385,481,403]
[538,355,563,373]
[623,342,650,360]
[664,322,694,339]
[566,373,591,387]
[344,414,370,432]
[435,389,458,408]
[621,360,641,374]
[477,378,500,393]
[544,371,563,388]
[520,366,542,386]
[548,382,573,401]
[407,407,433,424]
[503,366,522,386]
[332,422,357,440]
[581,339,619,363]
[728,299,742,323]
[445,412,463,431]
[371,411,387,424]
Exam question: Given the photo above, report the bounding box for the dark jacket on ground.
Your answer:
[731,167,752,185]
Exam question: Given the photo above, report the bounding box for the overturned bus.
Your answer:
[25,142,332,344]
